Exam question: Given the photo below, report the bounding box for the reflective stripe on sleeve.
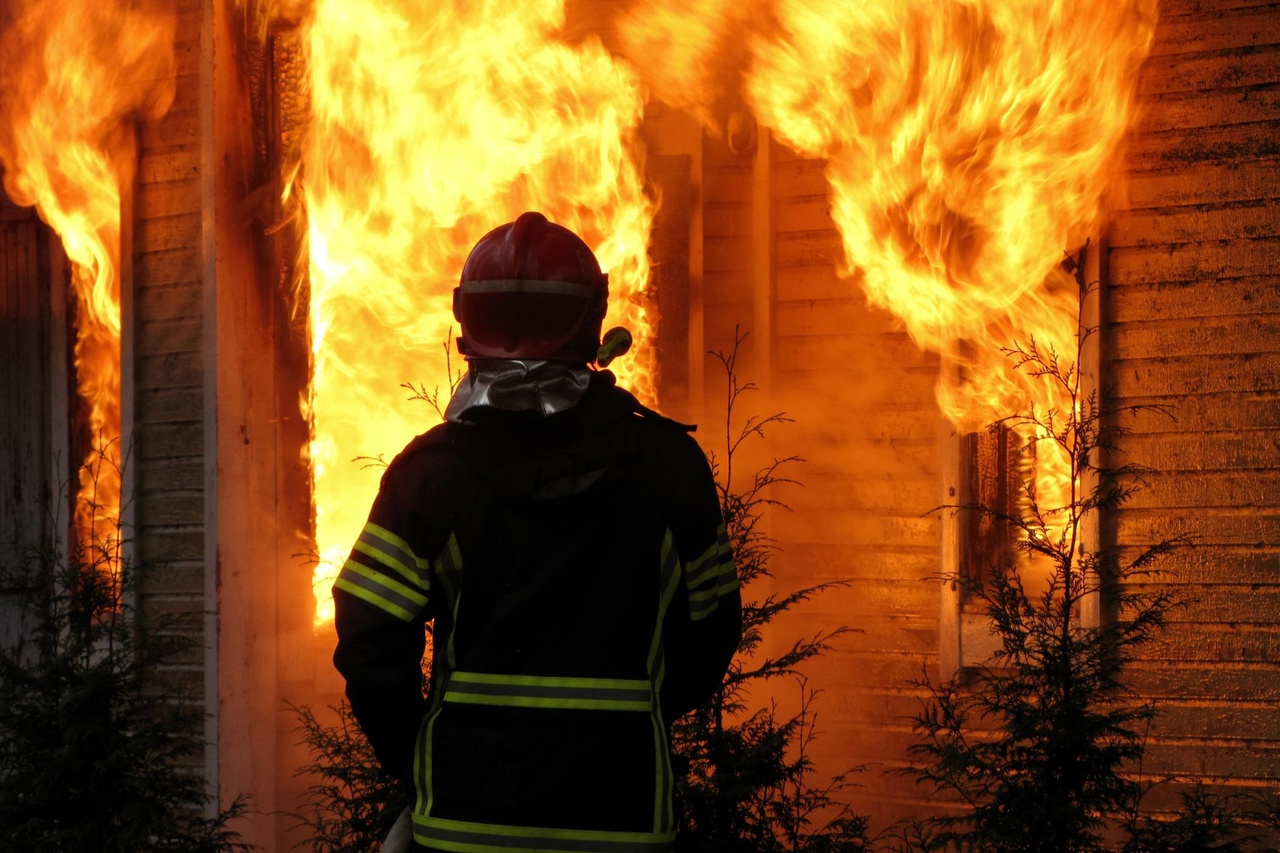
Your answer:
[415,815,675,853]
[684,523,736,622]
[334,559,428,622]
[443,671,654,712]
[353,522,429,590]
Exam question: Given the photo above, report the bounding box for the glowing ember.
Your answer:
[0,0,176,564]
[300,0,655,623]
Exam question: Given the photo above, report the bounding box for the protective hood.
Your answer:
[444,359,592,423]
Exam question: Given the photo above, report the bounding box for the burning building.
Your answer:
[1,0,1277,848]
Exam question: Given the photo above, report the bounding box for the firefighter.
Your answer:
[332,211,742,853]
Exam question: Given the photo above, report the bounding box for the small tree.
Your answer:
[896,264,1251,852]
[673,328,869,852]
[0,450,253,852]
[289,702,409,853]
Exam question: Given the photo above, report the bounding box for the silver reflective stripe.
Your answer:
[416,816,675,852]
[444,671,653,711]
[459,278,594,297]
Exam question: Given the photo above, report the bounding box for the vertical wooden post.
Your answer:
[1078,236,1103,629]
[751,128,772,392]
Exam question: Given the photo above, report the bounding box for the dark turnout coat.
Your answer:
[332,371,741,853]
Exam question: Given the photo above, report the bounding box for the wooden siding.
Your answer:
[132,0,206,706]
[697,133,946,826]
[1106,0,1280,808]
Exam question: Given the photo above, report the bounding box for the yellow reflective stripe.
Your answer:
[683,547,720,590]
[334,574,417,622]
[415,815,675,853]
[434,532,463,671]
[648,531,682,675]
[444,671,653,711]
[435,532,462,603]
[354,522,427,587]
[335,558,430,617]
[683,523,732,591]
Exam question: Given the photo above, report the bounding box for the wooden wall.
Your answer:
[133,2,327,848]
[696,129,946,827]
[132,0,208,773]
[694,0,1280,832]
[1106,0,1280,810]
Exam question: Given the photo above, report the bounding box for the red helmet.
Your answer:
[453,212,609,361]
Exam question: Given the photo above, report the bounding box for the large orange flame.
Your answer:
[0,0,176,564]
[621,0,1156,533]
[301,0,655,623]
[301,0,1154,621]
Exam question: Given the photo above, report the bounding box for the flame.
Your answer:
[622,0,1156,536]
[0,0,176,564]
[300,0,655,623]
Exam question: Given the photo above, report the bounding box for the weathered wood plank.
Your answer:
[775,195,833,233]
[1112,389,1280,432]
[1124,159,1280,209]
[1156,588,1280,625]
[704,234,751,272]
[773,508,939,547]
[787,473,936,512]
[703,270,754,306]
[1157,0,1280,16]
[1112,546,1280,586]
[1110,200,1280,247]
[1139,43,1280,96]
[775,332,937,374]
[135,422,204,461]
[136,318,202,357]
[778,543,942,581]
[1141,743,1280,784]
[138,527,204,565]
[774,297,867,336]
[136,279,202,321]
[1109,236,1280,283]
[136,180,202,219]
[704,164,752,204]
[1120,429,1280,470]
[775,263,861,302]
[141,106,200,152]
[137,455,204,491]
[1127,659,1280,701]
[1118,469,1280,510]
[703,201,748,238]
[1106,313,1280,359]
[137,148,200,185]
[1135,83,1280,134]
[1114,506,1280,548]
[136,350,203,390]
[1126,119,1280,170]
[1110,349,1280,400]
[1149,5,1280,57]
[773,156,831,197]
[1152,701,1280,739]
[134,246,201,287]
[775,228,845,268]
[136,489,204,527]
[1107,277,1280,325]
[135,212,202,254]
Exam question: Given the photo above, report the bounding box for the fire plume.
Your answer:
[300,0,655,623]
[0,0,176,562]
[621,0,1156,535]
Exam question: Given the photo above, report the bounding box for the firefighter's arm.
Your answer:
[660,436,743,721]
[331,474,434,786]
